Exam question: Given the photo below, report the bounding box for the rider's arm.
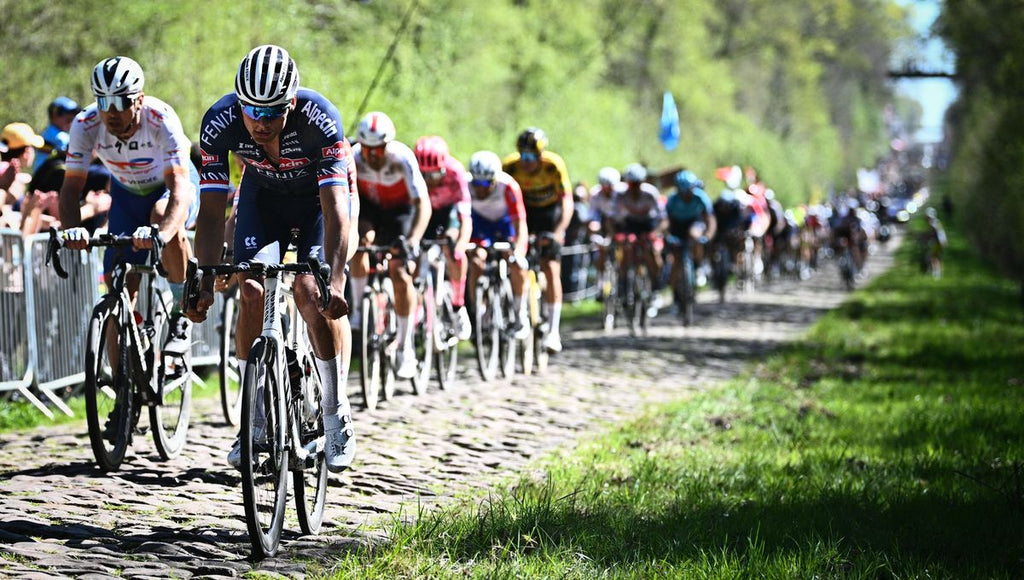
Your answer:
[57,171,88,229]
[320,182,354,302]
[405,155,431,247]
[156,165,194,241]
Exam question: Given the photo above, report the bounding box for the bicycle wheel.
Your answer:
[293,351,327,536]
[712,246,729,304]
[433,282,458,390]
[240,338,288,559]
[519,272,537,376]
[84,297,132,472]
[360,291,382,411]
[678,253,695,327]
[380,284,398,402]
[497,280,515,378]
[410,279,435,395]
[474,280,499,381]
[637,266,651,335]
[219,290,243,425]
[601,266,617,332]
[150,296,193,461]
[530,271,549,374]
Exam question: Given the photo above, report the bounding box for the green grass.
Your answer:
[316,219,1024,578]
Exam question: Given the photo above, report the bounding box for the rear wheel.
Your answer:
[434,283,458,390]
[474,280,499,381]
[497,281,515,378]
[218,290,243,425]
[411,280,435,395]
[84,298,131,472]
[294,351,327,535]
[240,339,288,559]
[601,264,617,332]
[150,296,192,461]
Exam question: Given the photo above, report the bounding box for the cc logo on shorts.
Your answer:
[245,236,258,249]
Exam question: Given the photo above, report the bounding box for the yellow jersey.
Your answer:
[502,150,572,209]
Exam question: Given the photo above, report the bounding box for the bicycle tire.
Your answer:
[433,282,458,390]
[150,294,193,461]
[380,283,398,402]
[637,265,651,335]
[293,349,327,535]
[218,290,243,425]
[601,265,617,332]
[410,279,435,395]
[360,291,382,411]
[240,338,288,559]
[497,280,515,379]
[712,245,729,304]
[680,252,695,327]
[530,270,549,374]
[84,297,132,472]
[474,280,499,381]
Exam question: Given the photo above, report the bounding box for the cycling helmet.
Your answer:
[235,45,299,107]
[414,136,449,172]
[597,167,621,186]
[674,169,699,192]
[516,127,547,153]
[468,151,502,182]
[91,57,144,96]
[356,112,396,147]
[623,163,647,183]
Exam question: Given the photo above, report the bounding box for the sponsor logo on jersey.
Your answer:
[299,100,339,140]
[321,141,350,160]
[200,150,219,165]
[106,157,156,170]
[277,157,310,171]
[68,151,85,160]
[200,106,238,146]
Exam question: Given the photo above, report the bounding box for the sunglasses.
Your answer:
[470,178,493,189]
[96,94,139,112]
[423,169,446,181]
[240,103,290,121]
[519,151,539,162]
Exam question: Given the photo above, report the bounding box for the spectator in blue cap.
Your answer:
[33,96,81,172]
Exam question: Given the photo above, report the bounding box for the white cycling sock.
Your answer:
[397,315,413,352]
[349,276,367,318]
[515,294,528,323]
[547,302,562,337]
[315,355,349,417]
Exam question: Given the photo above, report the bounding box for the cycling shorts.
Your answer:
[232,179,326,264]
[525,203,561,237]
[103,163,200,273]
[668,218,706,241]
[359,198,414,248]
[424,204,460,241]
[471,213,516,245]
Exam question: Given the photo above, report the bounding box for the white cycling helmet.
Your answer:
[623,163,647,183]
[91,57,145,96]
[468,151,502,182]
[598,166,621,186]
[356,112,396,147]
[235,45,299,107]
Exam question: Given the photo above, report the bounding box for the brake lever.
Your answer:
[307,256,333,311]
[46,227,69,279]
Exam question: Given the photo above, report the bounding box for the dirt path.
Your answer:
[0,240,898,578]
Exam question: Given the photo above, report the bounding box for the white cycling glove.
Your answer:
[133,225,158,244]
[64,227,90,244]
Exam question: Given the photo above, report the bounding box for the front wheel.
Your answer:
[360,291,382,411]
[474,280,499,381]
[410,280,435,395]
[433,283,459,390]
[150,302,193,461]
[84,298,132,472]
[218,290,243,425]
[294,353,327,536]
[240,339,288,559]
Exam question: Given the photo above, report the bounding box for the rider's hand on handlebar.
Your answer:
[185,290,215,324]
[320,281,350,320]
[132,225,160,250]
[63,227,91,250]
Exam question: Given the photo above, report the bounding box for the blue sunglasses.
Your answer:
[470,178,493,189]
[519,151,539,162]
[241,102,290,121]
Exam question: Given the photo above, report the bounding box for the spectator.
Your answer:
[26,151,111,236]
[1,123,44,209]
[33,97,81,173]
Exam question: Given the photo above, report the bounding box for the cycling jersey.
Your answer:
[425,156,471,216]
[470,172,525,243]
[199,89,354,198]
[587,185,618,226]
[612,183,665,225]
[666,188,712,223]
[352,140,427,211]
[67,96,192,195]
[502,150,572,209]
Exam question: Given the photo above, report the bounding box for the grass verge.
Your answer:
[317,219,1024,578]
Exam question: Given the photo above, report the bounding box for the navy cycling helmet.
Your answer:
[675,170,700,192]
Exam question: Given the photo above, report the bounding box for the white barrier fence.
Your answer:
[0,229,225,419]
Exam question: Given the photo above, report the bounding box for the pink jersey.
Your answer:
[426,156,471,217]
[353,140,427,210]
[471,171,525,223]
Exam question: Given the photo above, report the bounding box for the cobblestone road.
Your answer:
[0,241,896,578]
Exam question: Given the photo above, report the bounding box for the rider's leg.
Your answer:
[541,256,562,348]
[509,261,529,331]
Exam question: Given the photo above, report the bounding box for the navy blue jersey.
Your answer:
[198,88,354,198]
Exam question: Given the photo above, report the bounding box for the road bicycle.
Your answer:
[666,233,697,326]
[523,235,552,374]
[591,234,618,332]
[615,233,653,337]
[468,241,519,381]
[420,239,460,390]
[46,227,192,471]
[708,233,733,304]
[836,237,857,291]
[356,244,398,410]
[183,245,331,558]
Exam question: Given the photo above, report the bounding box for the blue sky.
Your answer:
[894,0,957,143]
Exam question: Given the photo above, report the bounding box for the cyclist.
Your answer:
[828,196,866,273]
[348,112,432,380]
[502,128,572,353]
[58,56,199,355]
[665,170,716,298]
[187,45,358,473]
[413,135,472,340]
[922,207,946,279]
[588,166,622,284]
[466,151,530,335]
[608,163,667,301]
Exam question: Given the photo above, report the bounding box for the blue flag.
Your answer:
[659,91,680,151]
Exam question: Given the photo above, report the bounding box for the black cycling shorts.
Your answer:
[359,199,414,247]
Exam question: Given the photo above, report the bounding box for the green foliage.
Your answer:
[1,0,907,206]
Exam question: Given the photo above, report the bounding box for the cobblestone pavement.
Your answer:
[0,241,897,578]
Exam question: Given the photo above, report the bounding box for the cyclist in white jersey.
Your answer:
[58,56,199,354]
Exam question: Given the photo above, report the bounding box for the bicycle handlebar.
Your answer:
[183,256,332,312]
[46,226,167,279]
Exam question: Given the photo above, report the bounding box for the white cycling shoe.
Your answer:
[396,348,418,379]
[541,333,562,353]
[456,306,473,341]
[323,412,355,473]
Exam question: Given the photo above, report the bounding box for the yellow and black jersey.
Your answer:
[502,150,572,209]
